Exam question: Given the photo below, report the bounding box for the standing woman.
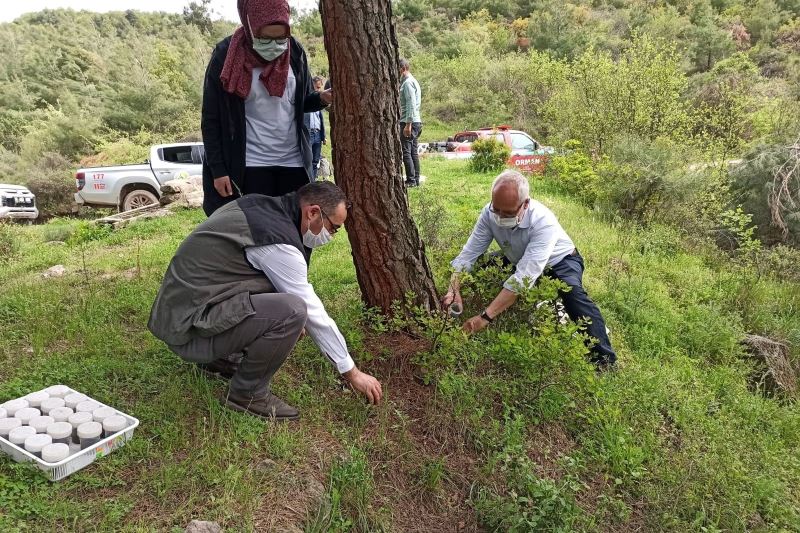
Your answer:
[201,0,332,216]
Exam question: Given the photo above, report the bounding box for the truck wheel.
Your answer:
[122,190,158,211]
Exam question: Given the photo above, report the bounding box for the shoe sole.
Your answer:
[219,396,300,422]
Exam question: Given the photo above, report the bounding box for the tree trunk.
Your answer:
[320,0,438,313]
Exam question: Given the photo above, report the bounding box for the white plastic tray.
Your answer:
[0,386,139,481]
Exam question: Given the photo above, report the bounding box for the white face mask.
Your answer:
[252,38,288,61]
[303,213,333,248]
[492,213,519,228]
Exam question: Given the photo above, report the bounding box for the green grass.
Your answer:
[0,159,798,531]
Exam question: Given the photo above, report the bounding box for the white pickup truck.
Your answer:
[0,184,38,221]
[75,142,205,211]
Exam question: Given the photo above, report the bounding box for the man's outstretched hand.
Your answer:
[343,367,383,405]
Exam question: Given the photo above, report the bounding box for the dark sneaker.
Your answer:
[220,389,300,421]
[405,180,418,187]
[196,357,239,380]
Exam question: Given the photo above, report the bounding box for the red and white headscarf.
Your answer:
[220,0,291,98]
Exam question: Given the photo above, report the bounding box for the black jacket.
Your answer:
[201,36,326,216]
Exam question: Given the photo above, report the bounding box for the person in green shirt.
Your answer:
[399,58,422,187]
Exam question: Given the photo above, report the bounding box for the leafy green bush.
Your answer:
[68,222,112,245]
[546,139,600,205]
[596,136,705,224]
[473,446,583,531]
[23,152,77,217]
[469,137,511,173]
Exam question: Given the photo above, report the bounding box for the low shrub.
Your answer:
[546,139,600,205]
[469,137,511,173]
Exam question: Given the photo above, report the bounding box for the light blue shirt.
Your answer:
[451,200,575,292]
[400,73,421,123]
[308,111,321,131]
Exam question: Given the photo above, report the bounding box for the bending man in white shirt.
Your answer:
[148,182,382,420]
[442,170,617,368]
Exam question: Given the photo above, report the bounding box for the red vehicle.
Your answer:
[422,126,554,174]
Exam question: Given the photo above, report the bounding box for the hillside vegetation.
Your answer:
[0,160,799,531]
[0,2,798,246]
[0,2,799,530]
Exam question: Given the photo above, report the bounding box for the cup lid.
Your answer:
[77,421,102,439]
[8,425,37,443]
[29,415,55,431]
[42,443,70,463]
[24,433,52,452]
[64,392,87,402]
[43,385,71,398]
[102,415,128,433]
[1,399,29,412]
[92,407,117,420]
[68,411,93,425]
[41,397,66,410]
[76,400,101,413]
[46,421,73,439]
[0,417,22,431]
[14,407,41,421]
[24,391,49,404]
[49,407,74,421]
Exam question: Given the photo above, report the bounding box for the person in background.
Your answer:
[399,58,422,187]
[149,182,383,420]
[304,76,326,182]
[442,170,617,370]
[200,0,332,216]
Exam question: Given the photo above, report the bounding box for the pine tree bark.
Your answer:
[320,0,439,312]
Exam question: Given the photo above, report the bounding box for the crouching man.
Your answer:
[148,182,382,420]
[442,170,617,369]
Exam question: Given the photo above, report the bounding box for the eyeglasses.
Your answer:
[320,207,341,235]
[489,199,526,218]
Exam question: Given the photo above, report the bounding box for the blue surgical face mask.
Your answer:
[252,38,288,62]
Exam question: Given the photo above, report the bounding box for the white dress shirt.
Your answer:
[245,244,355,373]
[451,200,575,292]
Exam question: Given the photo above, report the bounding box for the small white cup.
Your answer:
[40,397,66,415]
[47,422,73,445]
[64,393,88,409]
[0,417,22,437]
[49,407,74,423]
[14,407,41,425]
[8,426,37,446]
[41,443,70,463]
[43,385,71,399]
[1,399,29,417]
[77,421,103,450]
[102,415,128,438]
[24,391,49,408]
[24,433,52,458]
[29,415,55,434]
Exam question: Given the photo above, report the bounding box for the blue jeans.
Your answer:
[400,122,422,183]
[309,130,322,182]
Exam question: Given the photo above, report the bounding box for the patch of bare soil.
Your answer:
[360,332,484,532]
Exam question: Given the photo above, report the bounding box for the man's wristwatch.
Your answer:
[480,309,494,323]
